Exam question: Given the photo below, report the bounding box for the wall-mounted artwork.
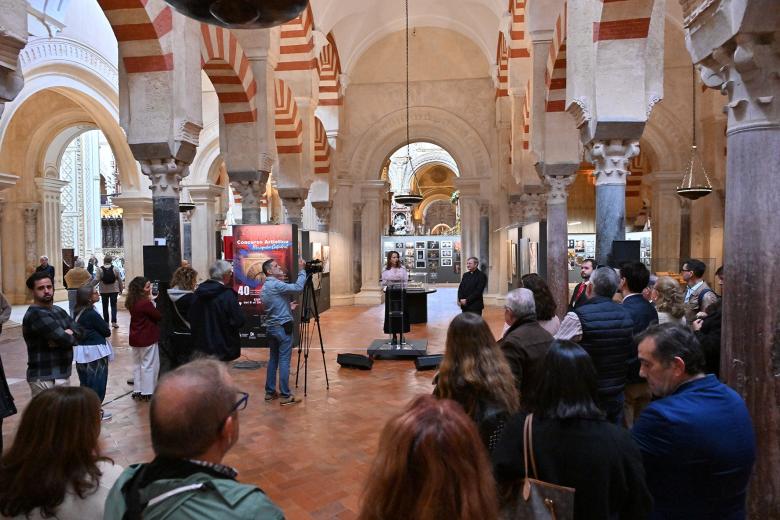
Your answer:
[416,250,425,260]
[441,258,453,267]
[395,242,404,249]
[322,245,330,273]
[441,249,452,257]
[441,240,452,249]
[415,241,425,249]
[416,260,426,268]
[405,241,414,248]
[529,242,538,274]
[428,250,439,260]
[427,241,439,250]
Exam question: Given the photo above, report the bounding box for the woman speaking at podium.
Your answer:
[381,251,409,345]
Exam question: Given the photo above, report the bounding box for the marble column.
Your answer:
[352,202,364,296]
[685,6,780,511]
[329,182,354,306]
[113,195,153,286]
[181,211,192,264]
[188,184,223,281]
[649,171,684,273]
[22,204,40,276]
[355,181,386,305]
[140,159,188,279]
[34,177,68,288]
[312,201,332,232]
[586,140,639,266]
[0,172,19,292]
[543,169,577,318]
[230,169,270,224]
[460,198,481,271]
[277,187,308,228]
[479,202,490,279]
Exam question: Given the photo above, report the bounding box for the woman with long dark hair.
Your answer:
[125,276,161,401]
[73,283,113,420]
[0,387,123,519]
[434,312,519,451]
[359,395,498,520]
[380,250,409,345]
[520,273,560,335]
[492,340,652,519]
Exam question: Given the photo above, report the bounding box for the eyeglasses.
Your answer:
[218,391,249,431]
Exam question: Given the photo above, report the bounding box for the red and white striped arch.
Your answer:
[522,81,530,150]
[545,3,567,112]
[276,4,317,72]
[98,0,173,73]
[508,0,530,58]
[496,33,509,98]
[200,25,257,125]
[314,117,330,174]
[594,0,653,42]
[275,78,303,154]
[318,32,342,106]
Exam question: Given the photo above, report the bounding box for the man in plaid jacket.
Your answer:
[22,271,80,397]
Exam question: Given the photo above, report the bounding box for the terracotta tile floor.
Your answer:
[0,287,505,519]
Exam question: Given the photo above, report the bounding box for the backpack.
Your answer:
[101,266,117,284]
[697,288,714,310]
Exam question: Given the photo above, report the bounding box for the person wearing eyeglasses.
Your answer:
[680,259,718,325]
[104,359,284,520]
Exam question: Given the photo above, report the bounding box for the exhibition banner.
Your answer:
[232,224,299,347]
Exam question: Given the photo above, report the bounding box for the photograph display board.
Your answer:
[381,235,462,283]
[232,224,299,347]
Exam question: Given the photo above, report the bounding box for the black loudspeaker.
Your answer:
[610,240,640,268]
[337,353,373,370]
[414,354,443,371]
[143,245,171,283]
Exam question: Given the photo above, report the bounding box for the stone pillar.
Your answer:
[355,181,386,305]
[460,199,480,271]
[586,139,639,266]
[329,182,354,306]
[649,171,683,273]
[181,211,192,264]
[22,204,40,276]
[684,4,780,511]
[113,195,153,285]
[0,172,19,292]
[479,202,490,279]
[312,201,332,232]
[231,173,269,224]
[277,187,308,228]
[188,184,223,281]
[140,159,189,279]
[352,202,364,295]
[543,169,577,318]
[0,1,27,118]
[34,177,68,288]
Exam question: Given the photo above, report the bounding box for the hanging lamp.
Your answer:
[677,65,713,201]
[179,186,196,213]
[162,0,308,29]
[393,0,424,207]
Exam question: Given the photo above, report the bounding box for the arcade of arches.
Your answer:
[0,0,778,516]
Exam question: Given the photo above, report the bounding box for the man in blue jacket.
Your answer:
[632,324,755,519]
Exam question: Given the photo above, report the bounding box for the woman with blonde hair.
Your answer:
[166,266,199,368]
[359,395,499,520]
[652,276,686,325]
[434,312,519,451]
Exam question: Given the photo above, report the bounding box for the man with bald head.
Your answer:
[105,360,284,519]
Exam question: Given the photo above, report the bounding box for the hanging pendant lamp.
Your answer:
[162,0,308,29]
[179,186,196,213]
[677,66,713,201]
[393,0,424,207]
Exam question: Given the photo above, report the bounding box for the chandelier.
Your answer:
[162,0,308,29]
[677,65,713,201]
[392,0,424,207]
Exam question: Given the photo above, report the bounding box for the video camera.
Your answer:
[304,259,323,275]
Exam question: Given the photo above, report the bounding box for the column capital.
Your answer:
[312,201,332,230]
[0,172,19,191]
[113,194,153,217]
[509,192,546,225]
[353,202,364,221]
[277,187,309,225]
[22,203,39,222]
[140,158,189,196]
[33,176,68,193]
[188,183,224,202]
[544,173,577,205]
[586,139,640,186]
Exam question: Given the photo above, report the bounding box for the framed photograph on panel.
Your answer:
[441,258,453,267]
[416,250,425,260]
[416,260,426,268]
[415,241,425,249]
[428,260,439,270]
[395,242,404,249]
[405,248,414,257]
[428,250,439,260]
[441,249,452,257]
[441,240,452,248]
[405,241,414,248]
[384,241,395,249]
[427,241,439,250]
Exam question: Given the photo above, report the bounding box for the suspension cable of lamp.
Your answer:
[676,64,713,201]
[394,0,424,206]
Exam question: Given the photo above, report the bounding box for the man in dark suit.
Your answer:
[620,261,658,426]
[568,258,594,311]
[457,256,487,315]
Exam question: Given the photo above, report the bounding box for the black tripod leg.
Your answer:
[295,321,304,388]
[310,283,330,389]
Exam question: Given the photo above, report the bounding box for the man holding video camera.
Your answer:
[261,256,308,406]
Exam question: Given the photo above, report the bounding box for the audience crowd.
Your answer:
[0,257,757,520]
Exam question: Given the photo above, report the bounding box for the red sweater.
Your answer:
[129,299,161,348]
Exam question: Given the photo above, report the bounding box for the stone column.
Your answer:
[181,211,192,264]
[329,182,354,306]
[543,168,577,318]
[277,187,308,228]
[460,199,481,271]
[312,201,332,232]
[231,174,269,224]
[0,172,19,292]
[479,202,490,279]
[22,204,40,276]
[188,184,223,281]
[355,180,386,305]
[352,202,364,295]
[649,171,683,272]
[34,177,68,288]
[113,195,153,285]
[684,4,780,511]
[586,139,639,266]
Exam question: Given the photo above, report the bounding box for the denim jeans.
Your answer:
[76,357,109,403]
[265,325,293,398]
[101,292,119,323]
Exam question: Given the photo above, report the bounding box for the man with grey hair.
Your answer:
[104,359,284,519]
[35,255,55,286]
[64,257,92,316]
[499,287,553,409]
[188,260,246,361]
[555,267,634,423]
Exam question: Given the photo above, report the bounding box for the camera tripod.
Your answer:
[294,273,330,396]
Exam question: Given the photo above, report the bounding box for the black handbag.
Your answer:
[511,414,575,520]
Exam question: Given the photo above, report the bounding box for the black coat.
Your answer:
[622,294,659,383]
[457,269,487,313]
[568,281,589,311]
[492,413,653,520]
[695,306,722,379]
[499,317,553,410]
[188,281,246,361]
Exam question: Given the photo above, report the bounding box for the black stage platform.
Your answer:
[367,338,428,359]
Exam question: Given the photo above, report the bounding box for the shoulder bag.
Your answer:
[512,414,575,520]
